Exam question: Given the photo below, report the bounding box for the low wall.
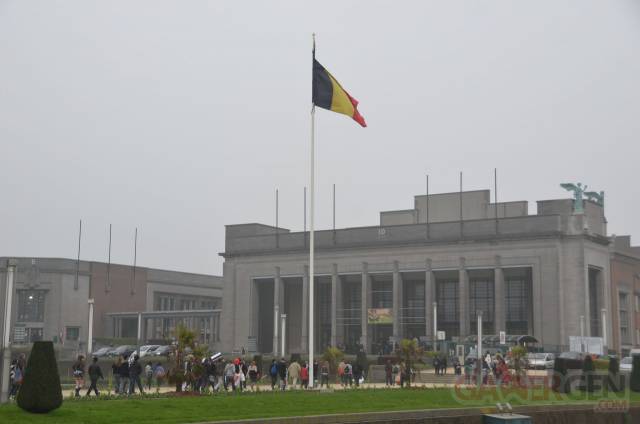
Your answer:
[207,404,639,424]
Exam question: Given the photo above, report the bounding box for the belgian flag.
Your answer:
[312,52,366,127]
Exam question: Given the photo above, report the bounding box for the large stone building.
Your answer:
[609,236,640,356]
[0,257,223,356]
[220,189,613,356]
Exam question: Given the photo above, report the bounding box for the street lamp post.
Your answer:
[580,315,585,353]
[601,308,607,354]
[432,302,438,352]
[281,314,287,359]
[87,299,95,356]
[477,311,483,388]
[1,260,16,403]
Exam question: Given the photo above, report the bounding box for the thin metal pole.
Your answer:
[304,186,307,248]
[75,219,82,290]
[494,168,498,234]
[477,311,483,388]
[107,224,112,292]
[1,262,16,403]
[131,227,137,295]
[276,188,279,248]
[333,183,336,232]
[309,33,316,388]
[459,172,463,238]
[426,175,430,239]
[433,302,437,352]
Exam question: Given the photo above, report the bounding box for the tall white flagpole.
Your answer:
[308,32,316,388]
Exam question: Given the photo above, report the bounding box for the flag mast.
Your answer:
[308,32,316,388]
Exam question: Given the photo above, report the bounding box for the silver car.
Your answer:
[527,353,555,370]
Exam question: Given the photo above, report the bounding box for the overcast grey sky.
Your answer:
[1,1,639,275]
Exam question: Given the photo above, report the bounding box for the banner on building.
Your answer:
[569,336,604,355]
[367,308,393,324]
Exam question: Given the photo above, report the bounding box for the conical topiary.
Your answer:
[630,355,640,392]
[16,341,63,413]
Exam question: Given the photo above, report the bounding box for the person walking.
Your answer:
[144,362,154,391]
[441,355,448,375]
[112,356,122,394]
[241,359,248,391]
[338,360,346,387]
[344,362,353,387]
[9,359,23,399]
[118,355,130,394]
[287,360,301,389]
[269,359,278,390]
[247,360,259,392]
[433,356,440,376]
[277,358,287,391]
[72,355,86,398]
[128,355,144,395]
[353,363,362,388]
[224,359,236,391]
[384,360,393,387]
[320,361,330,388]
[86,356,103,396]
[154,362,166,392]
[464,358,473,385]
[300,362,309,389]
[313,359,319,386]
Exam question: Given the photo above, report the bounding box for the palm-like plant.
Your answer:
[396,339,423,387]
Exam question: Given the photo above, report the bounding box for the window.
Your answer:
[635,294,640,313]
[436,277,459,339]
[66,327,80,341]
[469,270,495,335]
[504,268,533,335]
[17,290,46,322]
[636,329,640,345]
[619,292,630,345]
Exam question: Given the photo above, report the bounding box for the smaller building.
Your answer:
[0,257,223,356]
[609,236,640,356]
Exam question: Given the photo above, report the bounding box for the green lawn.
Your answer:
[1,388,637,424]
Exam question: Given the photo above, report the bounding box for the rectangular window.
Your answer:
[635,295,640,313]
[469,270,495,335]
[66,327,80,341]
[636,329,640,345]
[619,292,630,345]
[436,275,459,339]
[504,268,533,335]
[17,290,46,322]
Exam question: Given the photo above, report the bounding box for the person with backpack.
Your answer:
[338,360,346,387]
[269,359,278,390]
[277,358,287,391]
[343,362,353,387]
[86,356,103,396]
[384,360,393,387]
[224,359,236,391]
[392,362,400,385]
[112,356,122,394]
[9,359,22,399]
[128,354,144,395]
[71,355,86,397]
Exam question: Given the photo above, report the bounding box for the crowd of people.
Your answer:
[462,352,512,386]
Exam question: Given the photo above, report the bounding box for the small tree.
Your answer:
[630,355,640,392]
[582,355,595,392]
[322,346,344,378]
[16,341,63,413]
[167,324,197,392]
[510,346,528,386]
[396,339,423,387]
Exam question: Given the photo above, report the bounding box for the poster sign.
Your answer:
[569,336,603,355]
[437,330,446,340]
[367,308,393,324]
[499,331,506,345]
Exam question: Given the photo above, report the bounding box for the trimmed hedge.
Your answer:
[16,341,63,413]
[631,355,640,392]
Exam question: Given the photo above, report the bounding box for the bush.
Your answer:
[552,357,569,393]
[630,355,640,392]
[16,341,63,413]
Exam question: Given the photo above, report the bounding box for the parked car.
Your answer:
[620,356,633,373]
[108,345,137,358]
[557,351,586,369]
[153,345,175,357]
[139,345,160,357]
[91,346,112,358]
[527,352,555,370]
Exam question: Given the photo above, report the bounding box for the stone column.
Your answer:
[425,259,434,340]
[301,265,309,353]
[459,258,470,337]
[361,262,369,352]
[273,266,282,356]
[392,261,402,342]
[494,256,506,334]
[330,264,339,347]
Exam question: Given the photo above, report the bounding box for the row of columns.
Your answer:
[271,256,509,354]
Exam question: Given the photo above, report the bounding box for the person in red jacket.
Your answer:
[300,362,309,389]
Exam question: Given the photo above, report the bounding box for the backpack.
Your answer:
[270,363,278,376]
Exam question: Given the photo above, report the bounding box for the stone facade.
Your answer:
[220,189,612,355]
